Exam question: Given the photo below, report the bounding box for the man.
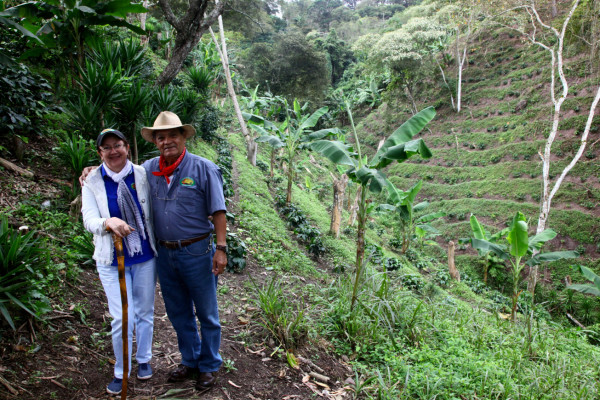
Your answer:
[140,111,227,390]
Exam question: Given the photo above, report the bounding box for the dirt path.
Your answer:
[0,256,350,399]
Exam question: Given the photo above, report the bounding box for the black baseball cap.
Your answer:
[96,129,128,148]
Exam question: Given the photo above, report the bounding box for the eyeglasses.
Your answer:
[100,143,125,152]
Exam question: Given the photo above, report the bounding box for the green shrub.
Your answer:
[0,216,49,330]
[0,63,52,138]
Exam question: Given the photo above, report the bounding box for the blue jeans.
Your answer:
[97,258,157,379]
[157,237,222,372]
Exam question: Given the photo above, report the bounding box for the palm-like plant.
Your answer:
[470,212,579,321]
[187,65,215,96]
[89,38,150,79]
[0,216,47,329]
[114,80,153,164]
[310,101,435,310]
[248,99,340,205]
[153,85,180,115]
[380,180,445,253]
[54,131,95,197]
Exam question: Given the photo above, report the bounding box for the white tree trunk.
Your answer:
[208,11,255,166]
[436,58,456,111]
[140,0,149,46]
[507,0,596,293]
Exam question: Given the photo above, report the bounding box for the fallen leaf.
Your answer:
[238,316,249,325]
[302,374,310,383]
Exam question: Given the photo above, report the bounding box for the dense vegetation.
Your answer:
[1,0,599,398]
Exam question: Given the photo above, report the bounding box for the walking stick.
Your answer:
[111,233,128,400]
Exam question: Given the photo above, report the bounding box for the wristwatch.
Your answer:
[215,244,227,253]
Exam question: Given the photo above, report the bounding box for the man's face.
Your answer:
[154,129,186,162]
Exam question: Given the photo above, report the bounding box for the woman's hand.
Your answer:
[105,217,135,238]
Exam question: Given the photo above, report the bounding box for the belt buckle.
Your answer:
[177,239,182,249]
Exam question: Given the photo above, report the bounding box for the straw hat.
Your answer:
[141,111,196,142]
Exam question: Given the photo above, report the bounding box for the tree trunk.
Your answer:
[156,0,224,87]
[435,58,456,111]
[348,186,361,226]
[139,0,149,46]
[208,11,255,165]
[351,185,368,311]
[286,166,293,205]
[330,174,348,238]
[405,85,417,115]
[270,149,275,178]
[520,0,594,294]
[448,241,460,282]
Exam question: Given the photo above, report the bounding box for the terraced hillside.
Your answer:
[356,27,600,303]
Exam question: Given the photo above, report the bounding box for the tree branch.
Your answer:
[225,5,266,34]
[158,0,179,30]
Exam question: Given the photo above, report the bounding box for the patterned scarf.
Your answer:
[152,148,186,184]
[103,160,146,257]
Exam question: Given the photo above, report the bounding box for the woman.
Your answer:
[81,128,157,395]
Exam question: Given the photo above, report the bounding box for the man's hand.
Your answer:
[212,249,227,276]
[105,217,135,238]
[79,165,99,186]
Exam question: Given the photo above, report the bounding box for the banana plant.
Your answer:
[245,99,340,204]
[470,212,579,321]
[567,265,600,297]
[311,101,435,310]
[466,215,509,284]
[379,180,445,254]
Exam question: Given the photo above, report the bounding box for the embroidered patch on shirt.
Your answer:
[181,177,196,187]
[130,183,136,191]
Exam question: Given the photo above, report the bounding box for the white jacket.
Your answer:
[81,164,157,266]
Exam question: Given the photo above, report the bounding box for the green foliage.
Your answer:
[0,63,51,138]
[276,194,327,258]
[224,232,247,273]
[240,31,331,103]
[568,265,600,297]
[311,102,434,310]
[69,232,95,267]
[248,99,339,204]
[252,276,308,351]
[470,213,579,321]
[380,180,445,253]
[53,131,96,197]
[0,216,48,330]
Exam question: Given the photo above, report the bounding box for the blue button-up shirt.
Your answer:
[143,151,226,241]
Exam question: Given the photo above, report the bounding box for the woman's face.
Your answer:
[98,135,129,173]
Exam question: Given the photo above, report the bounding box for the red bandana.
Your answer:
[152,148,186,184]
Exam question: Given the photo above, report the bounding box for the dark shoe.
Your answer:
[106,378,122,395]
[168,364,198,382]
[196,371,217,389]
[137,363,153,380]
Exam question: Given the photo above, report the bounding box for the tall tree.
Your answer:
[156,0,225,86]
[209,2,256,165]
[498,0,600,293]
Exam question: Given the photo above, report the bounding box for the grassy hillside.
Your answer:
[354,26,600,323]
[224,110,600,399]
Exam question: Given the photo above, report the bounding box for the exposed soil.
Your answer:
[0,260,352,400]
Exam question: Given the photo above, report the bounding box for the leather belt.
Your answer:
[158,232,211,249]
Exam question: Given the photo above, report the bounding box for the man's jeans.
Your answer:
[97,258,157,379]
[157,237,222,372]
